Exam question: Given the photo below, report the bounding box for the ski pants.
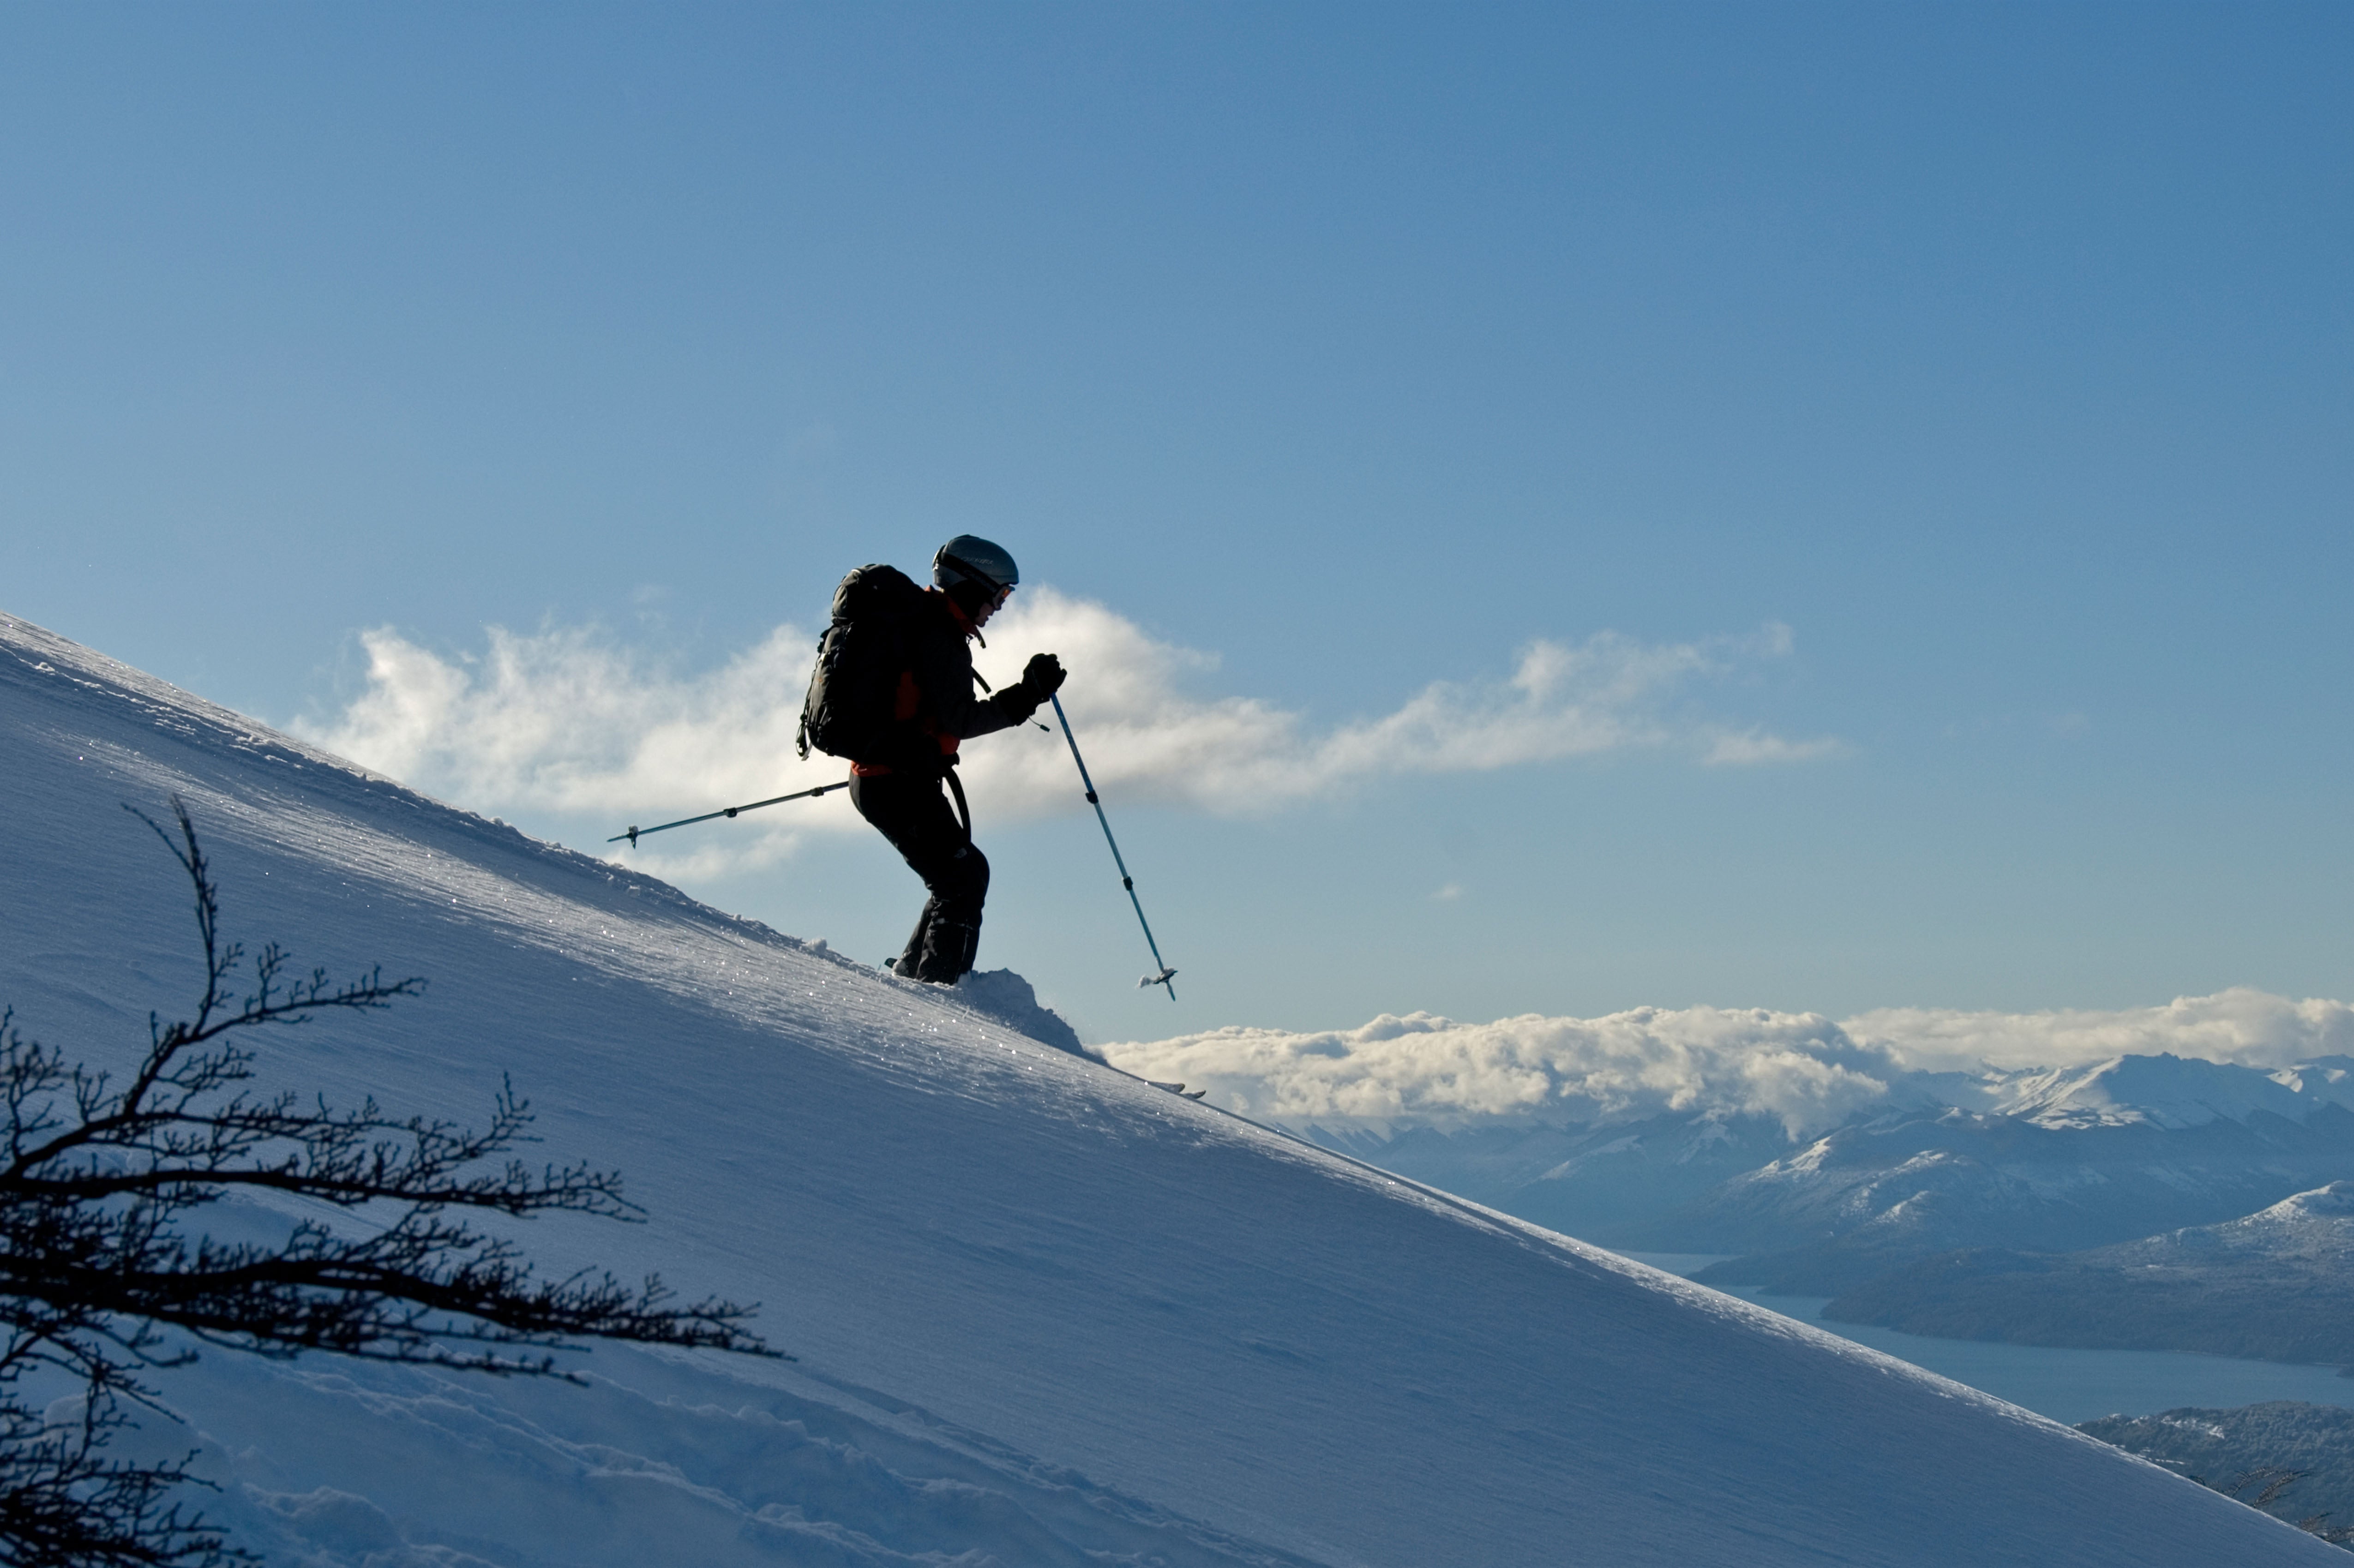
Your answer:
[850,769,990,984]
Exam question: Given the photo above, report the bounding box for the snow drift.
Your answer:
[0,610,2333,1567]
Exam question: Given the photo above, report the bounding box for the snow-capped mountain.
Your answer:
[1301,1053,2354,1283]
[1989,1053,2354,1130]
[0,608,2337,1566]
[1695,1095,2354,1256]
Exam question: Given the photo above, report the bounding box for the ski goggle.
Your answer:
[938,553,1015,606]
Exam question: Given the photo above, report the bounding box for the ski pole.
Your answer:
[1049,693,1177,1000]
[608,779,849,848]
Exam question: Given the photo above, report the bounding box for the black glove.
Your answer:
[1021,652,1066,697]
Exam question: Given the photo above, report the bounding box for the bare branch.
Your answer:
[1,801,777,1564]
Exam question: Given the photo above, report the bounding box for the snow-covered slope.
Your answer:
[1295,1109,1802,1247]
[0,610,2334,1567]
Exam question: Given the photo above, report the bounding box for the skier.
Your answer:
[805,535,1064,984]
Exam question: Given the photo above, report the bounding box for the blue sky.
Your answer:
[5,2,2348,1042]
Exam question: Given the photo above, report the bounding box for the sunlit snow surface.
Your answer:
[0,611,2333,1567]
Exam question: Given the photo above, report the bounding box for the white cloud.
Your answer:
[1704,729,1847,766]
[300,622,847,877]
[957,596,1832,816]
[1101,989,2354,1138]
[1101,1006,1900,1138]
[1844,988,2354,1073]
[300,590,1834,869]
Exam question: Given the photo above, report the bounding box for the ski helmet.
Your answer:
[932,535,1019,596]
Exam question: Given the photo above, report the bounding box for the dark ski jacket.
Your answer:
[852,589,1041,776]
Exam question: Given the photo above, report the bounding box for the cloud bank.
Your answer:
[1101,989,2354,1138]
[1843,988,2354,1073]
[1103,1006,1903,1138]
[300,590,1835,871]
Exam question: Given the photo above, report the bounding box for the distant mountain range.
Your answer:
[1822,1182,2354,1363]
[1299,1053,2354,1302]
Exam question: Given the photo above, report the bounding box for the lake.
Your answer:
[1616,1251,2354,1427]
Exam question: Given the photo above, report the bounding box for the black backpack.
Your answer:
[797,565,930,761]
